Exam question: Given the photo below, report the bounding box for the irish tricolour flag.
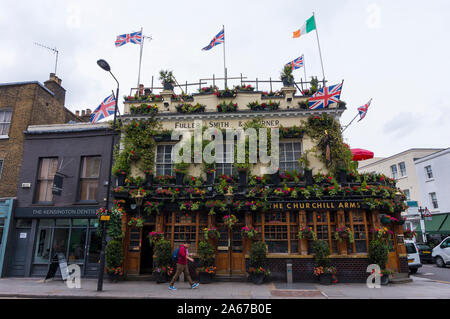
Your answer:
[293,15,316,38]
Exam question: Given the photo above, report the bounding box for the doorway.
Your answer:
[8,225,31,277]
[386,225,400,271]
[140,225,155,274]
[215,214,245,275]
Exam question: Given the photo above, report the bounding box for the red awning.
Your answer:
[351,148,374,161]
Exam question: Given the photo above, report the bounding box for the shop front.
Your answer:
[6,206,101,277]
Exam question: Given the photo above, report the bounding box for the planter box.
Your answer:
[319,273,332,285]
[198,272,214,284]
[155,272,169,284]
[271,171,280,185]
[304,169,313,186]
[116,175,126,187]
[176,172,185,185]
[251,273,265,285]
[206,172,214,185]
[238,170,247,187]
[112,192,129,199]
[145,174,153,187]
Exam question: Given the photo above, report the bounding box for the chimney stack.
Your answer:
[76,110,80,116]
[44,73,66,106]
[81,110,86,116]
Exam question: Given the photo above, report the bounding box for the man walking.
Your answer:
[169,240,199,290]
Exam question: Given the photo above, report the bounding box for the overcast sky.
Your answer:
[1,0,449,157]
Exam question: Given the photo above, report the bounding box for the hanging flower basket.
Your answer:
[203,227,221,240]
[298,226,317,240]
[403,229,416,239]
[128,217,144,228]
[148,231,164,245]
[241,226,259,239]
[334,227,355,243]
[224,214,238,229]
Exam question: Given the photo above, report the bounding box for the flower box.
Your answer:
[199,272,214,284]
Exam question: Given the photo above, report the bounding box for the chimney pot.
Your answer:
[76,110,80,116]
[81,110,86,116]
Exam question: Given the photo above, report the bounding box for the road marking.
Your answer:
[422,273,435,276]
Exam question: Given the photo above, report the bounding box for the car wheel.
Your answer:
[435,256,445,268]
[410,268,418,274]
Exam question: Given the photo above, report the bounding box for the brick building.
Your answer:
[0,73,82,275]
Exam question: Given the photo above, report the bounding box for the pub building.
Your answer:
[4,122,116,277]
[114,79,409,282]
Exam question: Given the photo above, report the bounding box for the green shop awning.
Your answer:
[438,214,450,234]
[415,214,448,234]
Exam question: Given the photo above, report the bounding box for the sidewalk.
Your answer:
[0,277,449,299]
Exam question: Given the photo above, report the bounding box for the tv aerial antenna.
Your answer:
[34,42,59,75]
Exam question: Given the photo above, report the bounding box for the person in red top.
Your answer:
[169,241,199,290]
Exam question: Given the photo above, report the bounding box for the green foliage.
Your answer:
[107,209,123,240]
[198,240,215,267]
[159,69,174,84]
[304,114,353,174]
[313,240,331,268]
[280,64,294,82]
[106,239,123,269]
[368,239,389,270]
[154,239,172,267]
[249,241,267,267]
[310,77,319,94]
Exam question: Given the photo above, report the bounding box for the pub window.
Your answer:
[0,109,12,137]
[155,144,174,176]
[167,212,198,254]
[35,157,58,203]
[216,141,234,176]
[79,156,101,202]
[289,212,299,253]
[264,212,289,254]
[307,211,338,254]
[279,142,302,173]
[346,211,369,254]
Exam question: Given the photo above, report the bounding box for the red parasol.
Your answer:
[351,148,374,161]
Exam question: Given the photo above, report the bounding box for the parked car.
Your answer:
[405,240,422,274]
[416,243,434,264]
[432,236,450,268]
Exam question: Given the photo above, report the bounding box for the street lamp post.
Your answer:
[418,206,431,243]
[96,59,119,292]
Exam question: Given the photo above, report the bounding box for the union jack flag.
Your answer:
[90,94,116,123]
[202,28,224,51]
[287,55,304,70]
[308,83,343,110]
[358,99,372,121]
[115,31,142,47]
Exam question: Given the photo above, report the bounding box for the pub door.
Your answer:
[386,225,400,271]
[215,213,245,275]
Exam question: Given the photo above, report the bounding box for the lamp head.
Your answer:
[97,59,111,72]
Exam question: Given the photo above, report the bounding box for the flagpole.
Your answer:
[223,24,227,89]
[313,12,326,83]
[342,97,372,133]
[302,54,307,87]
[137,27,144,88]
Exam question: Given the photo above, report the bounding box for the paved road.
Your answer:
[412,264,450,283]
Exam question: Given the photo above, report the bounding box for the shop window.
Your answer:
[68,220,88,263]
[155,144,174,176]
[34,219,54,263]
[0,109,12,137]
[87,227,101,263]
[52,220,70,258]
[306,211,338,254]
[36,157,58,203]
[79,156,101,202]
[264,212,290,254]
[16,219,32,228]
[279,142,302,173]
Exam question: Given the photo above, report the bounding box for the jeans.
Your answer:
[169,263,194,286]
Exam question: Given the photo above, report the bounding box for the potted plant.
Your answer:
[148,231,164,246]
[115,170,127,187]
[236,166,248,188]
[174,163,189,185]
[248,241,270,284]
[159,69,175,91]
[368,239,389,284]
[313,240,336,285]
[381,269,394,285]
[153,239,172,283]
[403,228,416,239]
[197,240,216,284]
[270,169,280,185]
[105,239,123,283]
[280,64,294,87]
[128,216,144,228]
[205,168,215,185]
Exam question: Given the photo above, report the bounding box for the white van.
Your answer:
[432,236,450,268]
[405,240,422,274]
